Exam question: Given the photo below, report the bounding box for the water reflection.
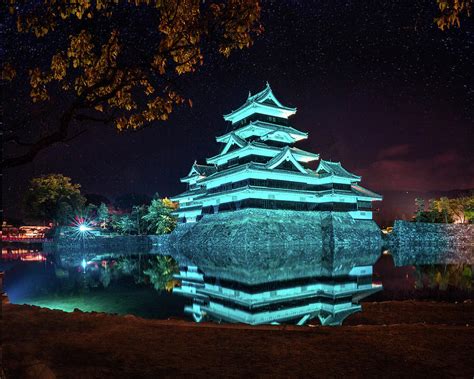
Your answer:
[1,248,185,319]
[171,244,383,326]
[2,244,472,325]
[373,252,473,301]
[389,244,474,267]
[174,265,381,326]
[2,247,45,261]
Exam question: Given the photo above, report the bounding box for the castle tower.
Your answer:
[171,83,381,223]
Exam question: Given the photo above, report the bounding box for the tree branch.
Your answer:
[2,70,122,169]
[2,102,78,169]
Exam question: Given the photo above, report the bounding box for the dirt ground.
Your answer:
[1,301,473,378]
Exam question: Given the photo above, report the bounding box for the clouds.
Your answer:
[359,147,474,191]
[377,144,411,160]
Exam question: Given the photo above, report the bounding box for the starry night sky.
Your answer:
[3,0,474,222]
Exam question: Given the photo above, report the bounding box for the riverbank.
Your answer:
[2,301,473,378]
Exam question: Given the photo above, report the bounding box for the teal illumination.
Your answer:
[170,83,382,223]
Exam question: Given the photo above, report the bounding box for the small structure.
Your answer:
[171,83,382,223]
[1,222,51,243]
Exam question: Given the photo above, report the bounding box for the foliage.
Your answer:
[1,1,262,168]
[111,214,136,235]
[114,255,147,284]
[432,197,452,223]
[434,195,474,223]
[24,174,86,224]
[435,0,473,30]
[110,204,147,234]
[413,194,473,223]
[115,256,139,276]
[414,197,426,222]
[415,264,473,291]
[143,255,179,292]
[99,269,112,288]
[131,205,148,235]
[97,202,110,228]
[445,195,474,223]
[142,197,178,235]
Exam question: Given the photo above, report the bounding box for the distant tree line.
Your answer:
[413,194,474,223]
[106,198,177,236]
[23,174,177,235]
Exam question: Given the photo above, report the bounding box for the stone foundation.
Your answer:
[388,220,474,266]
[167,210,383,282]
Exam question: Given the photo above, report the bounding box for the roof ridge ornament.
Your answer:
[223,83,296,124]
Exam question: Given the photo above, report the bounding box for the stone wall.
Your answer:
[174,209,382,250]
[43,235,155,253]
[42,215,474,273]
[166,209,383,283]
[388,220,474,266]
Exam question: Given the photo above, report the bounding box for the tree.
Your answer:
[431,194,473,224]
[427,199,438,223]
[97,202,110,228]
[131,205,148,235]
[448,196,472,223]
[1,1,262,168]
[24,174,86,225]
[435,0,473,30]
[112,214,135,235]
[433,197,453,223]
[143,255,179,292]
[413,197,426,222]
[142,197,177,235]
[465,194,474,223]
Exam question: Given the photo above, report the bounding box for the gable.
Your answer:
[316,166,329,174]
[220,134,246,155]
[267,149,307,174]
[273,160,301,172]
[187,165,200,177]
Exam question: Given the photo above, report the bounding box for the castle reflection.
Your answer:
[171,245,382,326]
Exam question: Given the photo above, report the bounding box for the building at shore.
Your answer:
[171,83,382,222]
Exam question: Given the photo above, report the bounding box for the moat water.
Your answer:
[1,245,473,324]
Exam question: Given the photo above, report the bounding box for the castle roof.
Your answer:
[315,160,361,181]
[264,146,309,174]
[207,141,319,165]
[194,163,217,177]
[180,162,217,182]
[216,120,307,144]
[223,83,297,124]
[351,184,382,200]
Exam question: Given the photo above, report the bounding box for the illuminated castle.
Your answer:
[171,83,381,223]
